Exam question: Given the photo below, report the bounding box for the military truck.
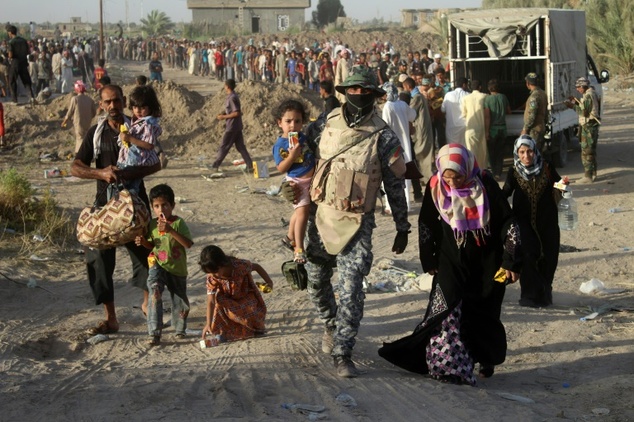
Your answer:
[446,8,609,167]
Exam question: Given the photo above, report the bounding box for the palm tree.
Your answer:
[586,0,634,74]
[140,10,175,37]
[427,13,449,54]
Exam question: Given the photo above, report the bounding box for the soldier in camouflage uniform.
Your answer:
[565,77,601,183]
[385,54,400,86]
[521,73,547,151]
[302,67,411,378]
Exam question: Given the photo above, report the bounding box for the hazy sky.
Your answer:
[7,0,482,26]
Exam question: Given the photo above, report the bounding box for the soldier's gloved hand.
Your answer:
[280,180,298,204]
[392,230,409,254]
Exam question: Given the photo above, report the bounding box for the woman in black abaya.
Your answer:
[503,135,563,307]
[379,143,521,385]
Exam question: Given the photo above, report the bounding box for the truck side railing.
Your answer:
[449,56,547,62]
[450,15,546,59]
[550,60,577,109]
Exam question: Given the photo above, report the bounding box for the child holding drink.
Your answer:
[272,99,316,263]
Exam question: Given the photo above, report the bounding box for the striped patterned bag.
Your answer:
[76,187,150,250]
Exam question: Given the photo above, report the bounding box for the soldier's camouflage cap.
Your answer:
[575,77,590,87]
[335,66,386,97]
[525,72,538,84]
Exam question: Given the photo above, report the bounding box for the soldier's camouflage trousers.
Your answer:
[304,210,376,358]
[580,124,599,174]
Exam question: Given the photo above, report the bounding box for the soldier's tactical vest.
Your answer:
[579,87,601,126]
[310,110,386,254]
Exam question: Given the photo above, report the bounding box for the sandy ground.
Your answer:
[0,60,633,422]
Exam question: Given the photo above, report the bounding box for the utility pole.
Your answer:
[99,0,104,61]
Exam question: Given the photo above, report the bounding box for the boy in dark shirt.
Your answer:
[319,80,340,115]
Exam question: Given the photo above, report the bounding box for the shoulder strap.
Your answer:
[314,122,387,176]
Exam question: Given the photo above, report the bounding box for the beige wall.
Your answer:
[188,0,310,9]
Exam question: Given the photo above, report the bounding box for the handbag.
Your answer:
[76,185,151,249]
[404,160,424,180]
[281,260,308,291]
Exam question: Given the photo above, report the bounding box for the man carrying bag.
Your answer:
[71,84,161,336]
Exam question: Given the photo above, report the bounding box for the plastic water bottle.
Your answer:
[609,207,628,213]
[558,191,578,231]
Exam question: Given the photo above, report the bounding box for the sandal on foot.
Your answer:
[133,305,147,317]
[294,249,307,264]
[281,235,295,251]
[159,152,169,169]
[205,334,225,347]
[478,364,495,378]
[148,335,161,346]
[87,320,119,335]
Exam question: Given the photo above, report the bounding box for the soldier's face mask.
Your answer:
[344,91,375,125]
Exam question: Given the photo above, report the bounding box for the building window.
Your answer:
[413,14,419,24]
[278,15,290,31]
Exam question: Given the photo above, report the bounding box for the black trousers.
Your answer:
[8,64,34,102]
[85,241,149,305]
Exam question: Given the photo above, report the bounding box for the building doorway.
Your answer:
[251,16,260,33]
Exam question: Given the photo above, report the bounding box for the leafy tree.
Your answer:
[140,9,175,36]
[312,0,346,28]
[585,0,634,74]
[427,14,449,54]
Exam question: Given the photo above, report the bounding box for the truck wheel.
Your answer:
[550,131,568,168]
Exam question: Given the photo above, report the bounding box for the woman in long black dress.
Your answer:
[379,143,521,385]
[503,135,563,307]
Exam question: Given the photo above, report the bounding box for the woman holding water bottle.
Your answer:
[503,135,567,308]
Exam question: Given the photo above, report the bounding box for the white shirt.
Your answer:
[382,100,417,161]
[442,87,469,144]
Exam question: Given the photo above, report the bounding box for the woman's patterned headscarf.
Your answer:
[513,135,543,180]
[429,143,490,247]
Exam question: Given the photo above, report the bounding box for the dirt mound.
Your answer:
[141,80,206,117]
[3,79,324,160]
[169,80,323,158]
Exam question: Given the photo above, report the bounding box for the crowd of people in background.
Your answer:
[0,31,446,100]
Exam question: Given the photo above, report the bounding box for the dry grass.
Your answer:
[0,168,75,255]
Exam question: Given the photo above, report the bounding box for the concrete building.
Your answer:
[187,0,311,34]
[57,17,93,39]
[401,9,468,32]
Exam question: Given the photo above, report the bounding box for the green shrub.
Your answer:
[0,168,33,215]
[0,168,73,248]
